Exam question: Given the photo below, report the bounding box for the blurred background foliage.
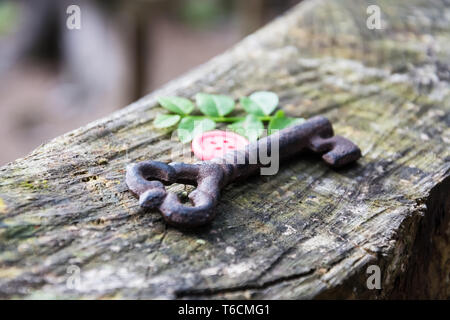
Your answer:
[0,0,301,165]
[0,1,19,35]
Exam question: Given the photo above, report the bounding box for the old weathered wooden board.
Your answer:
[0,0,449,299]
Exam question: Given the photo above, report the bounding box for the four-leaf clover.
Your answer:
[154,91,304,143]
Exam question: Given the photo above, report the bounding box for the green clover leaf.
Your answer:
[239,97,265,116]
[268,110,305,134]
[153,114,181,128]
[228,114,264,142]
[177,117,216,143]
[195,93,235,117]
[240,91,279,116]
[157,96,195,115]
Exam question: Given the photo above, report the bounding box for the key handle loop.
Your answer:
[126,161,225,228]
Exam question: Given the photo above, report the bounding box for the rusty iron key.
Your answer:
[126,116,361,228]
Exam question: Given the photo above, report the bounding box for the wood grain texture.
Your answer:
[0,0,449,299]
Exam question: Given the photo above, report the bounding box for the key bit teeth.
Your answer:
[321,136,362,167]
